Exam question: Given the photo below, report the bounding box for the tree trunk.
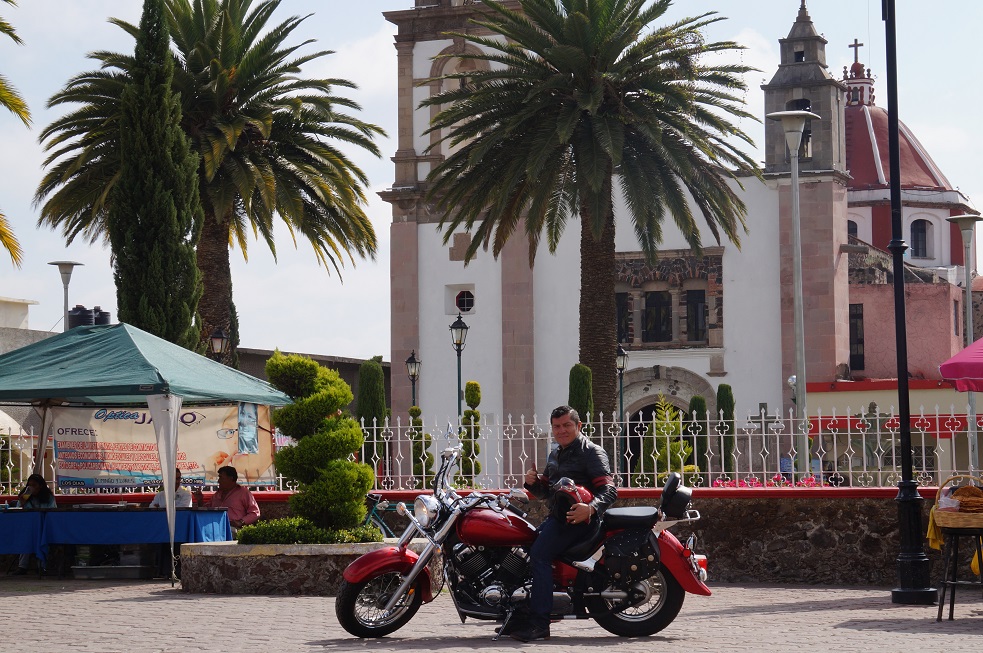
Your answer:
[579,194,618,421]
[196,208,234,361]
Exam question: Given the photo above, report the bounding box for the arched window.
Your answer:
[847,220,858,239]
[911,219,930,258]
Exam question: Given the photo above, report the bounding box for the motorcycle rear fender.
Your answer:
[656,531,711,596]
[342,546,434,603]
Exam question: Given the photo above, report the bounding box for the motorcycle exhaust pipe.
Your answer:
[599,590,629,600]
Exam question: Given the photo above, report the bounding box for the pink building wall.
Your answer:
[851,283,962,380]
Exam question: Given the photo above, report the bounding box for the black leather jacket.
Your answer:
[523,434,618,516]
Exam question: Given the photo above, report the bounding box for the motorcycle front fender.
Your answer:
[342,546,434,603]
[656,531,711,597]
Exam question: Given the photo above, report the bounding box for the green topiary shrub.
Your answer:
[717,384,736,475]
[408,405,434,488]
[630,395,692,488]
[355,357,388,465]
[457,381,482,487]
[237,517,381,545]
[266,352,374,540]
[568,364,594,422]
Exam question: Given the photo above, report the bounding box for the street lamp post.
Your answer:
[948,214,982,474]
[208,328,230,362]
[616,345,629,474]
[48,261,83,332]
[882,0,934,604]
[449,314,469,419]
[767,109,820,475]
[405,349,422,408]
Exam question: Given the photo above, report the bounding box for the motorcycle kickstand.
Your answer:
[491,610,518,642]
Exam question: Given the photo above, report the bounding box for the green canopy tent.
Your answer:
[0,323,291,580]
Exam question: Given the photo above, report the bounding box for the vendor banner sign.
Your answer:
[50,404,275,489]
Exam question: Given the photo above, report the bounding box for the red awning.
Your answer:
[940,338,983,392]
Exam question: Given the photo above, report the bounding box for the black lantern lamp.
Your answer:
[405,349,422,407]
[616,344,629,473]
[449,314,469,418]
[209,328,230,362]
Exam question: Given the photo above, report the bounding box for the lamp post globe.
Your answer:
[48,261,83,332]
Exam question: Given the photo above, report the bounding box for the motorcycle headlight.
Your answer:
[414,495,440,529]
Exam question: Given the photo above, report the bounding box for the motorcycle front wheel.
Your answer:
[585,564,685,637]
[335,571,425,638]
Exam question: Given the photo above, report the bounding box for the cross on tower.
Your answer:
[849,38,864,63]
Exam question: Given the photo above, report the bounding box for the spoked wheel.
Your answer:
[586,565,685,637]
[335,571,424,638]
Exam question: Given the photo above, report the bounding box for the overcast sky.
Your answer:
[1,0,979,361]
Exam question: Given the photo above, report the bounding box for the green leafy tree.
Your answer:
[630,395,692,487]
[35,0,385,357]
[266,351,373,532]
[109,0,202,348]
[0,0,29,267]
[568,364,594,422]
[423,0,758,417]
[457,380,482,487]
[717,384,736,475]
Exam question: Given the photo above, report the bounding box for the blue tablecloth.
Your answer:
[0,510,43,556]
[0,509,233,563]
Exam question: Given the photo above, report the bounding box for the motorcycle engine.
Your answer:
[450,543,530,608]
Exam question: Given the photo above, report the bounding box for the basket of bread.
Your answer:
[934,475,983,528]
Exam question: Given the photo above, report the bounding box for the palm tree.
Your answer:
[0,0,29,267]
[423,0,759,414]
[35,0,384,355]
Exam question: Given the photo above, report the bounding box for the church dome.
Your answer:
[843,51,953,192]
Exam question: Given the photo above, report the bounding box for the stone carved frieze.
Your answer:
[615,249,723,288]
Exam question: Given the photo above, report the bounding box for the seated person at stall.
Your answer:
[194,465,260,532]
[11,474,56,575]
[148,468,193,508]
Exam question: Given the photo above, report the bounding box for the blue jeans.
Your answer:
[528,516,590,627]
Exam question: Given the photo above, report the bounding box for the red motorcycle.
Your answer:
[336,445,709,639]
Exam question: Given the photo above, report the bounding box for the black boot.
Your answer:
[510,618,550,642]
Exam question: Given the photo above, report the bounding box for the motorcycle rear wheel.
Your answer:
[585,564,685,637]
[335,571,425,638]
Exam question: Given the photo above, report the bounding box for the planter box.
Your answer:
[180,540,426,596]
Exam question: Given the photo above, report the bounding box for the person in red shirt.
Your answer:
[195,465,260,531]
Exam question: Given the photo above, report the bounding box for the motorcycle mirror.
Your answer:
[509,488,529,503]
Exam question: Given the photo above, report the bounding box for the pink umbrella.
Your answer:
[940,339,983,391]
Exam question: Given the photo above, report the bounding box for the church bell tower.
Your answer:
[761,1,852,404]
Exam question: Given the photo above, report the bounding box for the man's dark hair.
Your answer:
[550,405,581,423]
[218,465,238,482]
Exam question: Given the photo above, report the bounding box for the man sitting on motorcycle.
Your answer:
[508,405,618,642]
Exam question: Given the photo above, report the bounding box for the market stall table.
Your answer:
[0,507,233,572]
[0,509,45,561]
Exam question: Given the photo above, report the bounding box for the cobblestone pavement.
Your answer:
[1,576,980,652]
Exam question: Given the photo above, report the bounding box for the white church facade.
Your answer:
[381,0,977,432]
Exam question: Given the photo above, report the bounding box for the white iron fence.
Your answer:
[2,404,976,494]
[358,405,977,491]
